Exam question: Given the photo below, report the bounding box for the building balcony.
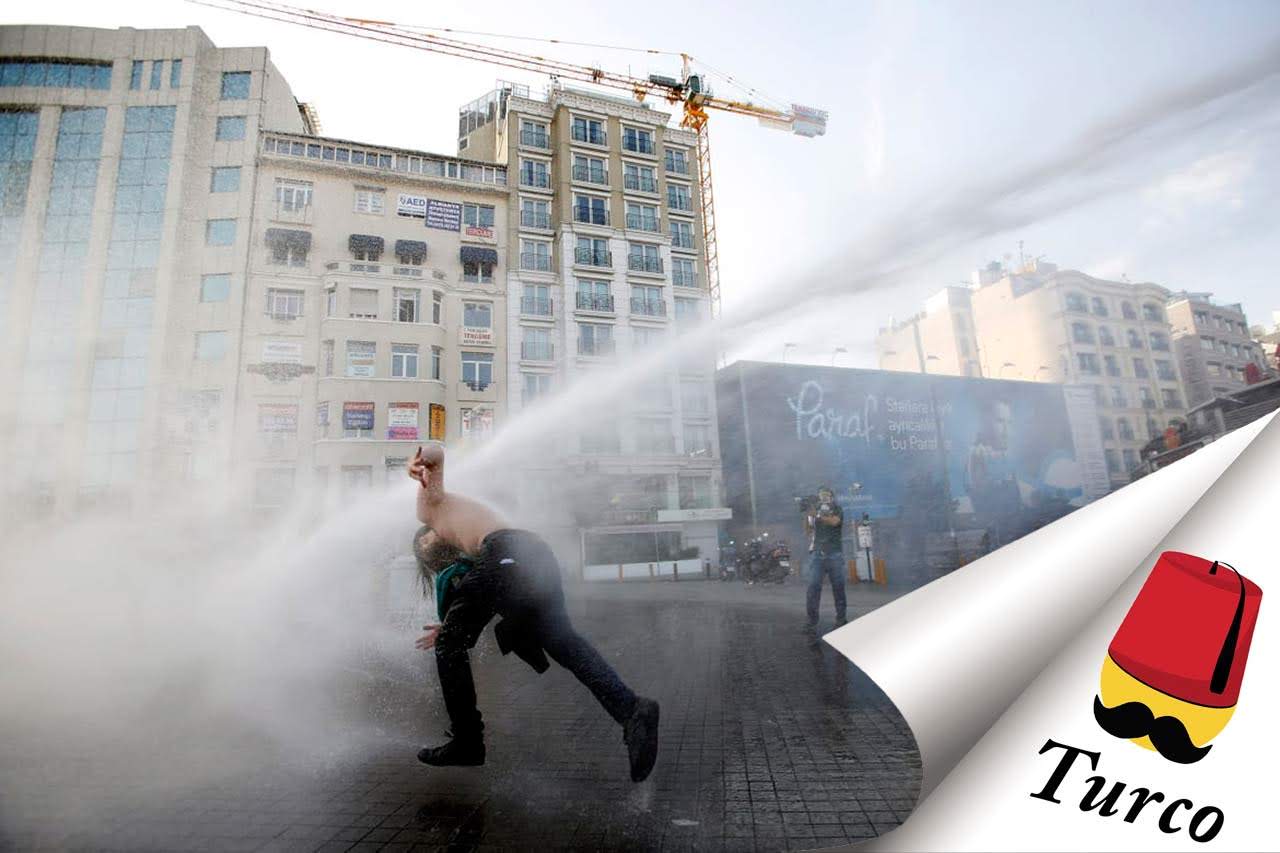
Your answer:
[323,260,425,280]
[577,338,616,358]
[628,255,664,274]
[672,270,699,289]
[572,164,609,186]
[574,209,610,227]
[520,210,551,229]
[519,129,549,149]
[458,380,498,402]
[665,155,690,176]
[670,236,696,251]
[667,198,693,213]
[623,137,656,155]
[631,298,667,318]
[520,296,553,317]
[574,247,612,268]
[576,293,615,313]
[271,202,313,224]
[571,126,608,146]
[624,174,658,193]
[519,252,552,272]
[521,342,554,361]
[519,172,551,190]
[626,213,660,232]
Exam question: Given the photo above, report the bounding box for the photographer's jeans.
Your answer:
[806,549,847,628]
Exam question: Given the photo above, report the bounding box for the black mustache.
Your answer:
[1093,696,1212,764]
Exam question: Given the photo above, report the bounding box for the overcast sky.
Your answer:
[6,0,1279,367]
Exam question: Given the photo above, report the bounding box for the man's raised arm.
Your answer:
[409,444,446,524]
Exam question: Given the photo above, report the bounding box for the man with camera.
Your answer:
[803,486,846,638]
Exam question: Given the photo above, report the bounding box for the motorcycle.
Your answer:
[736,535,792,584]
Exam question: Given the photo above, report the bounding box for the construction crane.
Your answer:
[192,0,829,316]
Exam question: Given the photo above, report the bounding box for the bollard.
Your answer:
[648,562,655,579]
[618,564,623,582]
[847,559,859,583]
[874,557,888,585]
[673,561,679,581]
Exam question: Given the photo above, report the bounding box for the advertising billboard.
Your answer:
[387,402,419,440]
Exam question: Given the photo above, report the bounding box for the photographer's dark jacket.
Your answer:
[813,504,844,553]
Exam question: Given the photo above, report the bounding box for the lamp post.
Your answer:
[1000,361,1017,378]
[782,342,797,363]
[831,346,848,367]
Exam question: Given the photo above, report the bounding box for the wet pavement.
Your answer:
[1,579,921,852]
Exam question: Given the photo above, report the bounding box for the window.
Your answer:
[522,327,553,361]
[665,148,689,174]
[576,279,612,312]
[463,302,492,329]
[669,220,694,250]
[1103,355,1119,377]
[1162,389,1181,408]
[521,197,550,229]
[626,201,659,232]
[1097,326,1115,346]
[679,475,713,509]
[1121,302,1137,320]
[575,236,610,267]
[1090,296,1109,317]
[574,193,609,225]
[391,343,419,378]
[432,291,443,324]
[215,115,246,141]
[1231,344,1242,359]
[581,420,621,455]
[624,162,657,193]
[354,186,385,214]
[632,284,664,316]
[681,382,710,415]
[210,166,241,193]
[462,260,494,284]
[346,341,375,377]
[194,331,228,361]
[622,126,654,154]
[683,422,712,457]
[1139,387,1156,409]
[1065,292,1087,312]
[1071,322,1094,344]
[1123,449,1137,470]
[519,158,550,189]
[572,154,607,185]
[326,288,336,316]
[321,340,334,376]
[148,60,163,91]
[170,59,182,88]
[675,297,700,324]
[1142,303,1163,322]
[1132,358,1149,378]
[523,372,552,404]
[578,323,614,356]
[1111,385,1126,407]
[1194,310,1209,326]
[1099,417,1114,440]
[205,219,236,246]
[633,326,666,351]
[1155,359,1176,381]
[1076,352,1100,374]
[265,288,303,320]
[1127,329,1143,349]
[1105,449,1122,475]
[629,242,662,273]
[463,203,495,229]
[461,351,494,390]
[220,71,251,100]
[348,288,378,319]
[129,61,143,90]
[275,178,312,212]
[672,257,697,288]
[636,417,674,454]
[571,116,606,145]
[269,239,308,268]
[667,183,692,211]
[391,288,419,323]
[520,119,549,148]
[520,239,551,271]
[1149,331,1169,351]
[1117,418,1135,440]
[200,274,230,303]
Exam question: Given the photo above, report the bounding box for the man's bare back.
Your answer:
[408,444,508,556]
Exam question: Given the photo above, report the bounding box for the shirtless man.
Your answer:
[408,444,660,782]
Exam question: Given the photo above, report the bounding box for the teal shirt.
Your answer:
[434,559,473,621]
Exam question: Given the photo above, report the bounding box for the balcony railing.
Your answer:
[623,136,655,155]
[324,260,422,279]
[520,296,553,317]
[624,174,658,193]
[574,247,612,268]
[628,254,663,274]
[571,125,607,146]
[671,234,696,250]
[572,164,608,185]
[520,252,552,272]
[520,210,551,229]
[574,208,610,226]
[672,270,698,288]
[637,436,676,454]
[521,342,554,361]
[665,154,689,175]
[519,129,549,149]
[667,195,693,212]
[626,213,660,232]
[520,170,551,189]
[576,293,615,313]
[631,298,667,317]
[577,338,616,357]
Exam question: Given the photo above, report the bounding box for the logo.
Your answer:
[1094,552,1262,764]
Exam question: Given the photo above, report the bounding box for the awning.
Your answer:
[264,228,311,250]
[394,239,427,258]
[460,246,498,265]
[348,233,385,253]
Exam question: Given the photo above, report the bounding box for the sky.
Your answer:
[5,0,1279,367]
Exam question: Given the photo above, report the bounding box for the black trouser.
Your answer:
[434,529,639,740]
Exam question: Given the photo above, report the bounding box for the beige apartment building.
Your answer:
[238,133,509,507]
[877,260,1189,485]
[0,24,310,519]
[1166,292,1269,407]
[876,286,982,377]
[456,82,725,575]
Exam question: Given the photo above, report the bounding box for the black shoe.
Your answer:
[800,623,817,635]
[623,697,660,782]
[417,736,485,767]
[835,617,847,628]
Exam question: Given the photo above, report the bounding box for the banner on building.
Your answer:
[461,407,493,437]
[262,340,303,365]
[387,402,419,440]
[315,401,329,426]
[258,404,298,433]
[465,225,494,239]
[425,199,462,232]
[396,193,427,218]
[343,401,375,431]
[346,342,375,378]
[429,403,446,440]
[459,326,494,346]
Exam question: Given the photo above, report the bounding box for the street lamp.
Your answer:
[782,342,798,363]
[831,346,848,366]
[1033,365,1051,381]
[1000,361,1017,378]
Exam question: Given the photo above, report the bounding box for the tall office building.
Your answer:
[457,82,726,575]
[1165,292,1268,407]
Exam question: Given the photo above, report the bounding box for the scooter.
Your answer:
[736,535,792,584]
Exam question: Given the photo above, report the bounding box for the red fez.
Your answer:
[1109,551,1263,708]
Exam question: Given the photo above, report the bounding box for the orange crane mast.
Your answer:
[192,0,829,316]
